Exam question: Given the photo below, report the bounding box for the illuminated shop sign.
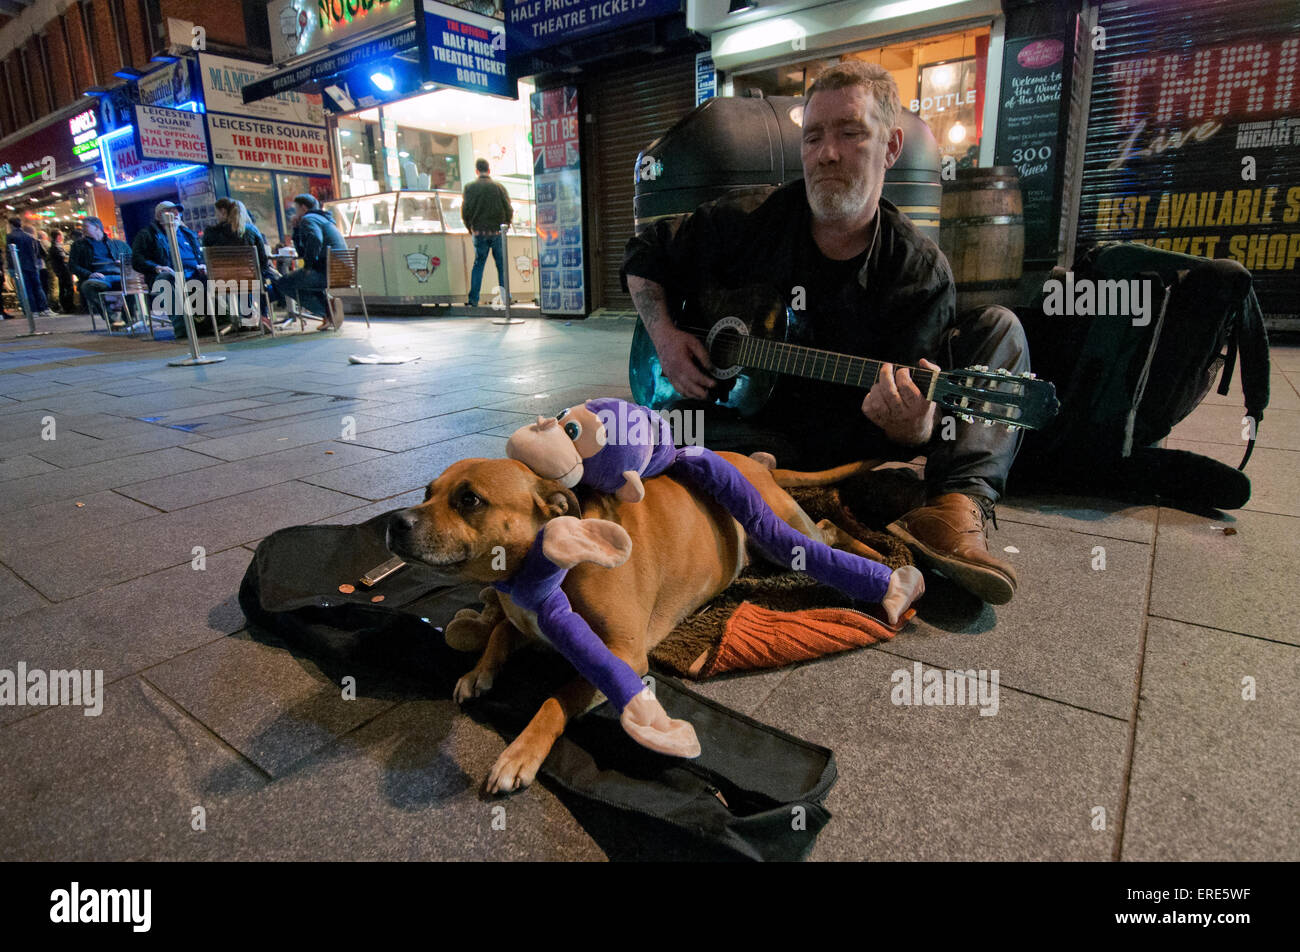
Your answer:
[69,110,101,164]
[267,0,409,62]
[100,126,202,190]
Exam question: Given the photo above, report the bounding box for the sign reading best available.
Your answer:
[134,106,210,165]
[206,114,332,174]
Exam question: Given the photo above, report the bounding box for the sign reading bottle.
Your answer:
[267,0,410,63]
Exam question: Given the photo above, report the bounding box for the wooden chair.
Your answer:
[325,246,371,330]
[203,246,274,339]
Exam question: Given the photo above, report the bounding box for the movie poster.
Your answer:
[1076,0,1300,318]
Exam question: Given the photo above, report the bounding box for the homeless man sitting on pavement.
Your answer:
[621,60,1031,606]
[271,193,346,329]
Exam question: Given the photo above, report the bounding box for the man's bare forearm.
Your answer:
[627,275,674,340]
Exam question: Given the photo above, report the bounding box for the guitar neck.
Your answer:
[735,335,939,397]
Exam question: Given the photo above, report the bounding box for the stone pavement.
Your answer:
[0,312,1296,861]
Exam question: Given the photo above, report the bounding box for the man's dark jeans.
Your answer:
[664,306,1030,504]
[468,232,506,306]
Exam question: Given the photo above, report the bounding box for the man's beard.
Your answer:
[807,175,871,221]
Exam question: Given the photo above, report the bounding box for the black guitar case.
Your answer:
[238,510,838,861]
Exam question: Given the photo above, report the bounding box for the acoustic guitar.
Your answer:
[628,286,1060,432]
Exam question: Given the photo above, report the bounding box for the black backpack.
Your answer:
[238,511,838,861]
[1015,242,1270,508]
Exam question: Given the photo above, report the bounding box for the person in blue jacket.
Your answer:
[272,194,346,326]
[132,201,216,336]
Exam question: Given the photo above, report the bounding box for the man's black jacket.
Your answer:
[69,235,132,281]
[132,222,205,284]
[620,180,956,369]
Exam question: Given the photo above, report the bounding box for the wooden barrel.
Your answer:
[939,167,1024,312]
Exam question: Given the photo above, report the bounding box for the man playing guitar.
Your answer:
[622,61,1031,605]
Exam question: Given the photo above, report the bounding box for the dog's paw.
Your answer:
[453,667,496,703]
[485,736,546,794]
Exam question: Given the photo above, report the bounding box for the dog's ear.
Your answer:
[541,516,632,570]
[533,479,580,520]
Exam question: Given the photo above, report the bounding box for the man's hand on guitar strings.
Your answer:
[656,326,716,400]
[862,359,941,447]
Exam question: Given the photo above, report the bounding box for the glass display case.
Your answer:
[324,190,535,238]
[321,189,540,306]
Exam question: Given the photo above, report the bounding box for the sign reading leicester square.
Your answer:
[1077,0,1300,316]
[206,115,332,174]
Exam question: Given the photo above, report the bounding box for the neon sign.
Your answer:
[318,0,399,32]
[69,109,100,164]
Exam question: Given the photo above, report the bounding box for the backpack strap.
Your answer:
[1232,287,1270,470]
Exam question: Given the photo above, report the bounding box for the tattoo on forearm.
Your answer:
[630,286,670,331]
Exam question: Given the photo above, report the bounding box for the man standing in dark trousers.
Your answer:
[622,61,1030,605]
[6,218,52,316]
[461,158,514,308]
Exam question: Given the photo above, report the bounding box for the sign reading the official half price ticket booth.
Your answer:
[423,12,513,98]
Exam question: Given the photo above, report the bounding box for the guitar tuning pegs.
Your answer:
[982,418,994,427]
[996,368,1009,375]
[1004,423,1016,432]
[1019,371,1037,379]
[959,413,975,423]
[972,364,988,371]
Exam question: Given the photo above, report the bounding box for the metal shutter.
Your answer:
[587,52,698,312]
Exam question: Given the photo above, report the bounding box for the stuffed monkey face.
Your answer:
[555,403,607,459]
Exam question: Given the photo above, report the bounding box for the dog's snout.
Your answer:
[388,509,421,541]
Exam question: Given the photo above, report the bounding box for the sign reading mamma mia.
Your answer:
[199,53,325,126]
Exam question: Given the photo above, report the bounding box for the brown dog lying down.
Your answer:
[387,453,916,794]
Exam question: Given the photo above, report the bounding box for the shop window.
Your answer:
[225,168,278,242]
[733,26,990,169]
[338,112,383,198]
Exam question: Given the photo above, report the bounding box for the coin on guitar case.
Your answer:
[338,584,355,594]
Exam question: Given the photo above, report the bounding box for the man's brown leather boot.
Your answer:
[886,493,1017,605]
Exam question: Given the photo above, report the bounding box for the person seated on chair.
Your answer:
[271,194,345,328]
[132,201,214,335]
[204,198,279,322]
[621,61,1030,607]
[68,217,133,326]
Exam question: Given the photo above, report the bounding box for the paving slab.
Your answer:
[1200,373,1300,411]
[115,440,390,511]
[145,631,396,778]
[0,676,268,861]
[301,433,508,500]
[480,384,632,415]
[0,446,222,514]
[0,563,48,619]
[751,648,1126,860]
[1168,403,1300,451]
[1149,507,1300,646]
[357,389,515,423]
[1,481,358,601]
[997,492,1158,544]
[26,426,205,468]
[174,410,400,461]
[1166,439,1300,518]
[1120,617,1300,860]
[348,408,532,452]
[877,519,1150,718]
[0,489,163,560]
[0,455,56,481]
[0,549,250,725]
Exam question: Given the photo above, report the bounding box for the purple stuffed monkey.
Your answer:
[492,515,701,759]
[509,398,919,611]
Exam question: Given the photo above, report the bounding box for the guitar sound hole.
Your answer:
[711,328,742,367]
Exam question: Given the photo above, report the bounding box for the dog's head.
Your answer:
[386,457,581,582]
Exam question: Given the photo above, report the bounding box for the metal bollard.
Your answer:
[8,244,52,338]
[491,222,524,326]
[164,212,225,367]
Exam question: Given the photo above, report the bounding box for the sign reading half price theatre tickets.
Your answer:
[206,115,332,174]
[1077,0,1300,317]
[134,106,210,165]
[507,0,680,54]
